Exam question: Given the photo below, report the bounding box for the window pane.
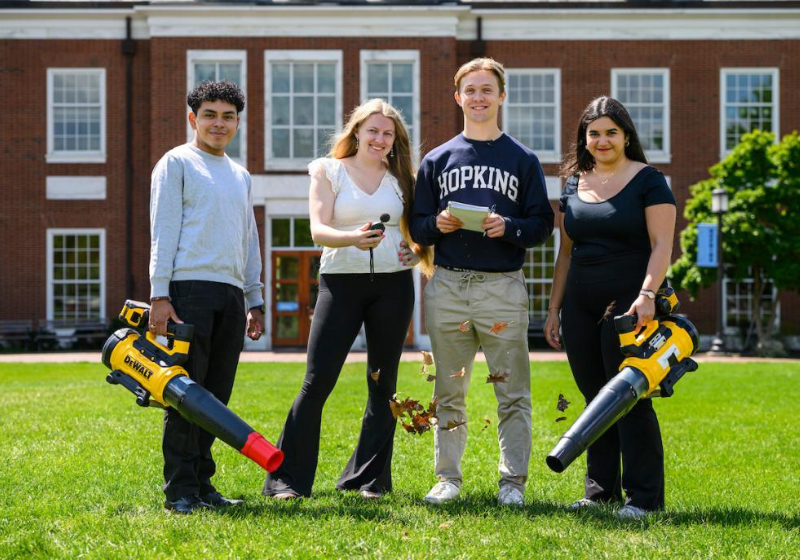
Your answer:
[218,63,241,84]
[317,96,335,126]
[293,96,314,126]
[272,64,291,93]
[272,96,290,126]
[293,129,314,158]
[272,129,290,158]
[294,219,314,247]
[294,64,314,93]
[368,63,389,94]
[272,219,290,247]
[195,63,216,84]
[317,64,336,94]
[392,64,413,93]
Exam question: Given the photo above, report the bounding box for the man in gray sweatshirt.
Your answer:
[149,80,265,514]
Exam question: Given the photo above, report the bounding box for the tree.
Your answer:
[670,130,800,355]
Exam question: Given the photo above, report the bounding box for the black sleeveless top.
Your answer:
[559,166,675,266]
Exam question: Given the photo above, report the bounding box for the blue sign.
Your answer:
[697,223,718,267]
[276,302,299,312]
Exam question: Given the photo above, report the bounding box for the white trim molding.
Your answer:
[46,176,106,200]
[186,50,248,167]
[46,67,106,164]
[264,50,343,171]
[611,68,671,164]
[719,67,779,158]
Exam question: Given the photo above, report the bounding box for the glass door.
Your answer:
[272,251,321,347]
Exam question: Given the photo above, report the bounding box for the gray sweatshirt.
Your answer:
[149,143,264,310]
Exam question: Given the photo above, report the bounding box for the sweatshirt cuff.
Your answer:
[150,279,170,299]
[245,291,264,310]
[503,217,522,242]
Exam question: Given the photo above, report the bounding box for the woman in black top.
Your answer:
[544,97,676,520]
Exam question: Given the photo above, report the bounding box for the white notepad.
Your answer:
[447,200,491,233]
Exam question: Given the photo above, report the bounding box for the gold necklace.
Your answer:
[595,169,615,185]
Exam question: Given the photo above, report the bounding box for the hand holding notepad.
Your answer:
[446,201,491,233]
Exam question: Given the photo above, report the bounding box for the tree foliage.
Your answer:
[670,130,800,349]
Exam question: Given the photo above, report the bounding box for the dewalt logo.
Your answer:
[124,354,155,380]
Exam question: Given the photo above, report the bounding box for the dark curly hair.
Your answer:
[187,80,245,115]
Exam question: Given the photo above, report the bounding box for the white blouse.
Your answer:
[309,157,407,275]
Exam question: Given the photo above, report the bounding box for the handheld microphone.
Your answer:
[369,214,390,281]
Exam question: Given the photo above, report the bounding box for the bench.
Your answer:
[0,320,35,351]
[36,318,110,351]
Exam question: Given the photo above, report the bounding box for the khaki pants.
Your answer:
[424,267,532,492]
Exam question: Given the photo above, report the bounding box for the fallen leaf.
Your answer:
[555,416,567,423]
[489,321,514,334]
[486,371,509,384]
[557,393,571,412]
[481,417,491,432]
[598,300,617,324]
[450,367,466,378]
[370,368,381,384]
[426,374,436,382]
[421,350,434,366]
[458,320,471,333]
[444,420,466,431]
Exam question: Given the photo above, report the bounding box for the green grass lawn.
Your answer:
[0,359,798,559]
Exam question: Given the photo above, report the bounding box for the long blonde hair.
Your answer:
[330,98,433,277]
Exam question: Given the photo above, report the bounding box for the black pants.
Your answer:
[162,280,245,501]
[263,270,414,497]
[560,258,665,511]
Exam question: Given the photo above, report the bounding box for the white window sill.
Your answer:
[536,153,562,164]
[646,153,672,164]
[46,153,107,164]
[265,158,314,172]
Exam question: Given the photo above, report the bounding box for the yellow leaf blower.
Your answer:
[546,288,699,473]
[101,300,284,472]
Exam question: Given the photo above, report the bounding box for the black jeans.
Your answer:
[560,258,665,511]
[162,280,245,501]
[264,270,414,497]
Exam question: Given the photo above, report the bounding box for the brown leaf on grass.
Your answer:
[489,321,514,335]
[556,393,571,412]
[370,368,381,384]
[481,417,491,432]
[421,350,434,366]
[598,300,617,324]
[486,371,509,384]
[443,420,466,431]
[426,374,436,382]
[458,320,471,333]
[555,416,567,423]
[450,367,466,378]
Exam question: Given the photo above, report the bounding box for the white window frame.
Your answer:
[359,50,421,158]
[264,50,343,171]
[611,68,671,163]
[186,50,248,167]
[46,228,106,321]
[525,227,560,321]
[46,68,106,164]
[723,276,779,335]
[503,69,561,164]
[720,68,779,158]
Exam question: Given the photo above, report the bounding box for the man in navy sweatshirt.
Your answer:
[410,58,554,506]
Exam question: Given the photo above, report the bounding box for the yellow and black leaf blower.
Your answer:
[101,300,284,472]
[546,288,699,473]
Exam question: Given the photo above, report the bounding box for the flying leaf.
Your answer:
[428,396,439,415]
[489,321,514,334]
[486,371,509,384]
[426,374,436,382]
[450,367,466,378]
[557,393,571,412]
[421,350,434,366]
[481,417,491,432]
[598,300,617,324]
[555,416,567,423]
[458,320,471,333]
[444,420,466,431]
[421,363,428,375]
[370,368,381,384]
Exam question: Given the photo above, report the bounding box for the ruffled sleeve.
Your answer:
[559,175,578,213]
[308,157,344,195]
[386,173,405,204]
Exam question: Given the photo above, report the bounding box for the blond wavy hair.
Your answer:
[329,99,433,277]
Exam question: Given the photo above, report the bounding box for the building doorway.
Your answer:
[271,251,321,347]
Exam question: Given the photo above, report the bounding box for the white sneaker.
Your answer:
[423,481,460,504]
[498,485,524,506]
[567,498,599,511]
[618,504,650,520]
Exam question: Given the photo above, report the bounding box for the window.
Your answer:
[265,51,342,170]
[720,69,779,155]
[47,68,106,163]
[187,50,247,165]
[270,217,316,249]
[724,276,779,335]
[360,50,420,155]
[47,229,105,320]
[612,69,670,163]
[504,69,560,163]
[524,229,560,321]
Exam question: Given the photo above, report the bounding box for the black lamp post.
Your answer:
[710,187,729,354]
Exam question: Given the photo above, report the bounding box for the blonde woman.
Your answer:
[264,99,432,500]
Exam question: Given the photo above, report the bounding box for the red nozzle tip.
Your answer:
[241,432,284,472]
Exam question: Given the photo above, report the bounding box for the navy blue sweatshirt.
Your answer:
[410,133,555,272]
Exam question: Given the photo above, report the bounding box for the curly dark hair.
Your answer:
[187,80,245,115]
[560,96,647,178]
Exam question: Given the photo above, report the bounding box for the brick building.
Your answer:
[1,0,798,350]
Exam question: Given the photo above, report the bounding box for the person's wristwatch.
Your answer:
[639,289,656,300]
[150,296,170,303]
